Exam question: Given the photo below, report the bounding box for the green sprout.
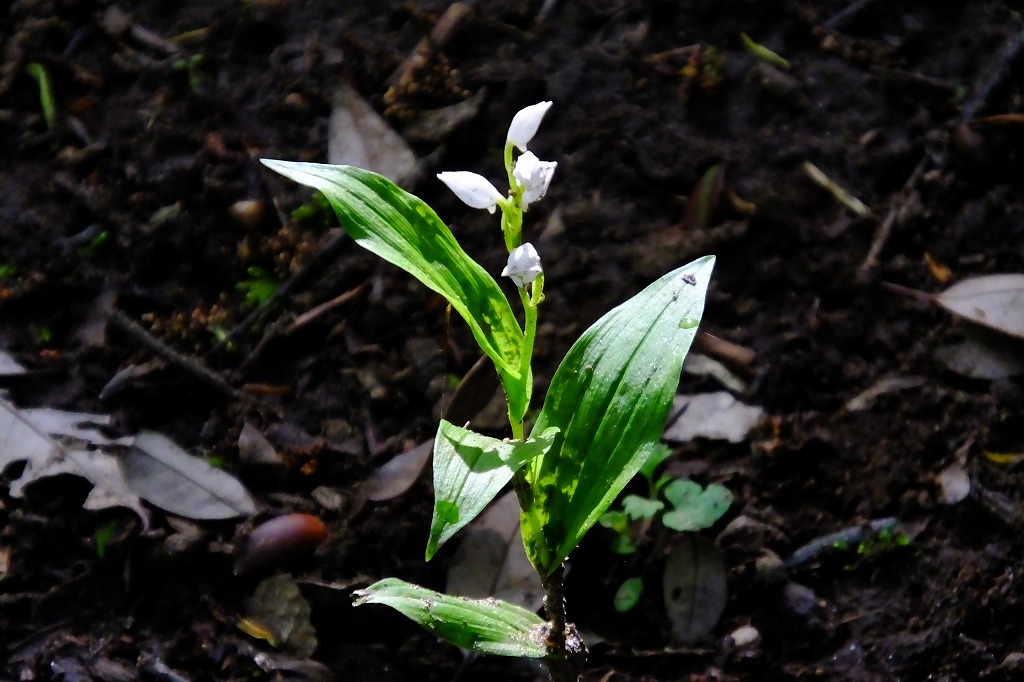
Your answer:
[290,190,332,225]
[599,443,732,613]
[740,33,790,70]
[0,264,16,280]
[34,324,54,344]
[236,266,278,307]
[94,520,119,558]
[25,62,57,129]
[77,229,110,258]
[171,53,204,93]
[261,102,715,680]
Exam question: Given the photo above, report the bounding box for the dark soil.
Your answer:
[3,0,1024,680]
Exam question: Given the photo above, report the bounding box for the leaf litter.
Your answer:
[0,396,256,524]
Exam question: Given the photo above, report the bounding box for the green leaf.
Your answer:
[427,421,558,560]
[614,577,644,613]
[260,161,530,422]
[661,479,733,532]
[622,494,664,521]
[639,443,674,483]
[353,578,547,658]
[519,256,715,575]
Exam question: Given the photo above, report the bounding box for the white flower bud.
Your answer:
[436,171,504,213]
[507,101,553,152]
[501,242,543,288]
[512,151,557,209]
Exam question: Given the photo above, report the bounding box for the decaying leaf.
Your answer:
[663,535,728,643]
[122,431,257,519]
[238,422,285,466]
[0,349,26,376]
[936,274,1024,340]
[328,83,419,184]
[244,574,317,656]
[936,463,970,505]
[664,392,763,444]
[935,326,1024,380]
[0,399,148,525]
[447,491,543,613]
[360,440,432,503]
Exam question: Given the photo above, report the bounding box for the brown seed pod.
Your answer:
[235,513,328,576]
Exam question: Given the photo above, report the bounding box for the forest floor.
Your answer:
[3,1,1024,680]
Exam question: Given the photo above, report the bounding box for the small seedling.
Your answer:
[172,53,204,93]
[262,102,715,680]
[25,62,56,129]
[739,33,790,70]
[93,520,119,558]
[236,266,278,307]
[290,190,333,226]
[599,443,732,613]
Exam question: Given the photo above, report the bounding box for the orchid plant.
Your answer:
[261,102,714,681]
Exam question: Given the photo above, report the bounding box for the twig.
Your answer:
[803,162,871,218]
[960,26,1024,122]
[785,517,900,568]
[108,309,256,405]
[822,0,881,31]
[387,3,472,88]
[856,157,927,282]
[694,332,756,372]
[233,282,368,378]
[289,282,368,330]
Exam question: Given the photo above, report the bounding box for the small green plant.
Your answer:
[599,443,732,612]
[25,62,56,129]
[834,525,911,570]
[236,266,278,307]
[93,520,119,558]
[262,102,715,680]
[172,53,204,93]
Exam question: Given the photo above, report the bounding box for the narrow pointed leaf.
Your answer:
[520,256,715,575]
[260,160,530,421]
[353,578,547,658]
[427,421,558,559]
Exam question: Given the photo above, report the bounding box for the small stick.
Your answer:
[289,282,368,331]
[803,162,871,218]
[233,282,368,378]
[693,332,756,372]
[856,157,927,281]
[108,309,255,405]
[785,516,900,568]
[822,0,881,31]
[387,3,472,88]
[960,27,1024,122]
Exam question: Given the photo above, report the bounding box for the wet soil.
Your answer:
[3,0,1024,680]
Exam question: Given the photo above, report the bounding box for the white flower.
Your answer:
[512,151,557,209]
[501,242,543,288]
[437,171,504,214]
[507,101,552,152]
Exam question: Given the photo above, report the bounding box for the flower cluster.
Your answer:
[436,102,556,289]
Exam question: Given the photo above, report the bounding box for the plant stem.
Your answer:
[541,565,586,682]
